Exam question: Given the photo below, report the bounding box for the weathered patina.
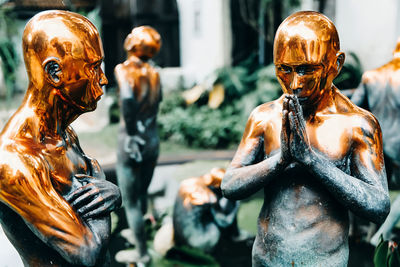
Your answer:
[114,26,161,264]
[222,11,390,266]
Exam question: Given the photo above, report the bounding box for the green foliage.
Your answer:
[158,100,244,148]
[0,40,18,99]
[0,7,19,99]
[374,236,400,267]
[158,55,281,149]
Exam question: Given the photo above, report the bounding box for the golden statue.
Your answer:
[0,10,121,266]
[114,26,161,264]
[222,11,390,266]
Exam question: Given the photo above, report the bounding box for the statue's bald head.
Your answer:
[22,10,103,88]
[124,26,161,60]
[273,11,340,69]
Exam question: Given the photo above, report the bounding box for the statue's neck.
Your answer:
[301,85,335,119]
[127,53,148,63]
[22,84,79,139]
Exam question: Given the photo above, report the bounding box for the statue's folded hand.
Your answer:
[124,135,146,162]
[65,175,122,219]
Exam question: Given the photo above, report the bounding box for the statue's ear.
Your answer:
[43,57,63,87]
[336,52,345,74]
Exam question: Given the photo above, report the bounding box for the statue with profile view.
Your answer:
[0,10,121,266]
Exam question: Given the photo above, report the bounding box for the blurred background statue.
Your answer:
[351,38,400,245]
[114,26,162,265]
[153,168,242,256]
[0,10,121,266]
[173,168,240,252]
[222,11,389,266]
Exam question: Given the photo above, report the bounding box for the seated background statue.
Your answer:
[0,10,121,266]
[173,168,240,253]
[114,26,162,264]
[221,11,390,267]
[351,39,400,245]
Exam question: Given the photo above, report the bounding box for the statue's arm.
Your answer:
[114,65,139,135]
[300,118,389,224]
[0,154,107,266]
[287,96,389,224]
[222,108,286,200]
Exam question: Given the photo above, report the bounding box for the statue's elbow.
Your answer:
[221,174,236,199]
[220,177,231,198]
[372,195,390,225]
[63,238,102,266]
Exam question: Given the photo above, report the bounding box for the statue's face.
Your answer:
[275,61,325,104]
[60,35,108,112]
[23,11,108,112]
[273,11,341,105]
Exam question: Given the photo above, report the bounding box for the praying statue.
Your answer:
[222,11,390,266]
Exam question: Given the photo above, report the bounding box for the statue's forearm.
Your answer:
[121,97,139,135]
[85,216,111,249]
[222,153,285,200]
[306,153,389,224]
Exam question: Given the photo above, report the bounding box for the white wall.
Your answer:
[336,0,400,71]
[176,0,232,86]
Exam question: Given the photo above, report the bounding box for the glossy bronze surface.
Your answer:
[222,11,389,266]
[351,39,400,245]
[0,10,121,266]
[174,168,240,252]
[179,168,225,207]
[114,25,161,264]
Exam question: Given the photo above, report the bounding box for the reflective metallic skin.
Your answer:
[179,168,226,207]
[114,26,161,264]
[0,10,121,266]
[222,11,389,266]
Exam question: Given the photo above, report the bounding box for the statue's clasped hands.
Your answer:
[124,135,146,162]
[280,94,314,167]
[65,174,122,220]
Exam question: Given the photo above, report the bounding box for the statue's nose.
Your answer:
[290,74,303,93]
[99,70,108,86]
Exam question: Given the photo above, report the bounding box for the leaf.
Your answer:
[389,247,400,267]
[208,83,225,109]
[182,85,207,105]
[373,235,389,267]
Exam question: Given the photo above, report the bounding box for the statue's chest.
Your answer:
[308,118,352,161]
[42,143,90,193]
[264,115,352,162]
